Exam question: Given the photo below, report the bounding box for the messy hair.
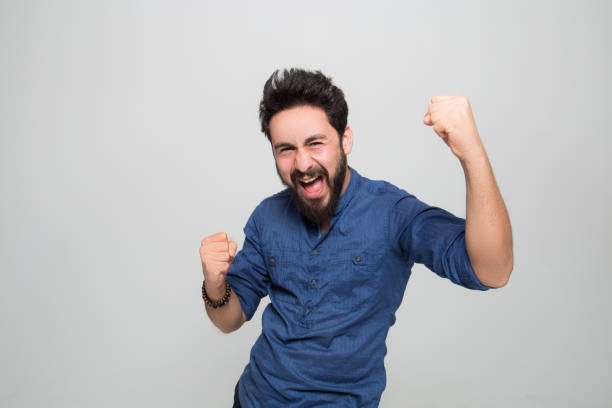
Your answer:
[259,68,349,141]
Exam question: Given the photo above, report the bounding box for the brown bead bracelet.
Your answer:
[202,280,231,308]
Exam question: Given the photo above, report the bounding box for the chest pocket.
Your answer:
[264,251,305,307]
[327,250,384,311]
[263,248,385,326]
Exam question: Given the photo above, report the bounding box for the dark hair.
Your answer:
[259,68,349,141]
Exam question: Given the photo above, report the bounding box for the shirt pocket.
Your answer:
[264,251,305,307]
[327,250,384,311]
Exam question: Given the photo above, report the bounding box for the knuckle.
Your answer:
[207,232,226,242]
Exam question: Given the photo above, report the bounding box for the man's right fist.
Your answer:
[200,232,238,299]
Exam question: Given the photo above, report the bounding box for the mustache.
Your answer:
[291,166,329,184]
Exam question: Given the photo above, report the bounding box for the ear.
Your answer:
[341,125,354,155]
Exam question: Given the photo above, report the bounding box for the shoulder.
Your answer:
[353,172,430,222]
[357,172,416,203]
[253,189,292,216]
[245,188,296,229]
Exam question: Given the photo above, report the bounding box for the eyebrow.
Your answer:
[273,134,328,151]
[304,134,327,144]
[273,142,294,151]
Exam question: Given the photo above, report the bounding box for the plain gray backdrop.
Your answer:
[1,0,610,406]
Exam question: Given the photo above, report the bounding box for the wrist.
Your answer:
[202,280,232,309]
[459,147,488,171]
[204,278,226,300]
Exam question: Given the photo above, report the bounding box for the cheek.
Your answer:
[316,151,339,173]
[275,158,293,178]
[310,149,329,164]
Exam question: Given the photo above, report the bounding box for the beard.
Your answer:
[276,151,347,226]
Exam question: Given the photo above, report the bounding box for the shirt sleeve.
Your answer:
[391,193,491,291]
[225,210,270,321]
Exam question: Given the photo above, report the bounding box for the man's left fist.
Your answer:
[423,95,485,162]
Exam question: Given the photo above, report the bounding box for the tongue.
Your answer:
[303,176,324,197]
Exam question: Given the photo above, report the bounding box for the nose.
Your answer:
[294,148,313,173]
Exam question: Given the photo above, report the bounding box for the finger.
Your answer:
[431,95,456,104]
[228,241,238,258]
[433,122,449,140]
[424,103,434,125]
[209,252,233,262]
[427,103,445,115]
[428,106,444,124]
[204,241,230,253]
[205,232,228,243]
[427,102,446,117]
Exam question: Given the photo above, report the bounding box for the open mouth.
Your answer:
[298,175,325,199]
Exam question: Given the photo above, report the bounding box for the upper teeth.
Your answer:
[302,176,317,184]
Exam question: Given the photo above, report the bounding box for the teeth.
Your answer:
[301,176,317,184]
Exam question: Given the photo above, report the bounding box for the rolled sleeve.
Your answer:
[226,212,270,321]
[443,231,490,290]
[392,195,491,291]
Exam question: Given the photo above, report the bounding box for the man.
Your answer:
[200,68,513,407]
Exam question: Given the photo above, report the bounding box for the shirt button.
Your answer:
[311,279,316,286]
[313,249,318,255]
[355,256,362,262]
[305,308,311,315]
[269,257,276,264]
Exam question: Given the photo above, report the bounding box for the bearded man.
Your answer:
[200,68,513,407]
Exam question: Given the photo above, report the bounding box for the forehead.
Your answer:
[269,105,335,145]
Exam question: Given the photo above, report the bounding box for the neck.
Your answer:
[320,219,330,235]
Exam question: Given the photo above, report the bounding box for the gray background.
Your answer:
[1,0,610,406]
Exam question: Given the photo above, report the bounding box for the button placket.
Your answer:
[303,247,321,321]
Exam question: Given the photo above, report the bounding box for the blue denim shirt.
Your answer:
[226,168,490,407]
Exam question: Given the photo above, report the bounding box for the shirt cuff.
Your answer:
[447,233,492,291]
[226,273,261,321]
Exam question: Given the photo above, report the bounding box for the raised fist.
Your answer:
[423,95,485,162]
[200,232,238,299]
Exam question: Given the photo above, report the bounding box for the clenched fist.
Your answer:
[200,232,238,300]
[423,95,485,162]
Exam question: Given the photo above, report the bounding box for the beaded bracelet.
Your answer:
[202,280,231,308]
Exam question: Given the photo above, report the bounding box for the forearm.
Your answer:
[461,150,513,287]
[200,232,247,333]
[204,287,247,333]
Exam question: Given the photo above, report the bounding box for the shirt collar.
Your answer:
[334,166,360,216]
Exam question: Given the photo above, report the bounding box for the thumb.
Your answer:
[423,113,433,126]
[228,240,238,258]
